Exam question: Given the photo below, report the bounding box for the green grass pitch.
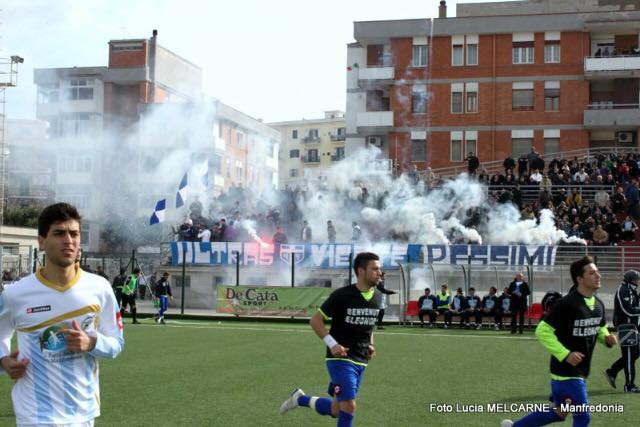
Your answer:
[0,319,636,426]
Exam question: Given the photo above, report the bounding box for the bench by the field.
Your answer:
[402,300,544,329]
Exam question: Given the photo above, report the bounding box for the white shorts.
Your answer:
[18,420,94,427]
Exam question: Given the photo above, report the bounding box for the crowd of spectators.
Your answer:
[171,148,640,247]
[468,148,640,245]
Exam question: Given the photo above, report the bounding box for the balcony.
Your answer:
[584,55,640,79]
[330,133,346,142]
[358,67,395,86]
[331,154,345,162]
[302,156,320,164]
[584,103,640,128]
[301,135,320,144]
[356,111,394,134]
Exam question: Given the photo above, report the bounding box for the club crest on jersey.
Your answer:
[27,305,51,314]
[39,324,67,352]
[280,244,306,265]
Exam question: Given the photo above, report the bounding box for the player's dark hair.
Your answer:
[133,267,141,274]
[353,252,379,277]
[38,202,82,237]
[570,256,594,288]
[425,287,430,292]
[469,287,475,292]
[490,286,497,292]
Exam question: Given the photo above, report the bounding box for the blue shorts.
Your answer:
[326,360,366,402]
[549,378,588,410]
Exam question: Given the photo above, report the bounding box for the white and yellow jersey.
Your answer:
[0,266,124,425]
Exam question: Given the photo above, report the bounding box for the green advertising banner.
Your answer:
[216,286,333,317]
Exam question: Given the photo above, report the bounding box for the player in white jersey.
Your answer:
[0,203,124,426]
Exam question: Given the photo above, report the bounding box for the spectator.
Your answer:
[530,169,543,184]
[527,146,541,172]
[327,220,336,243]
[517,154,528,177]
[594,187,610,208]
[503,156,516,175]
[507,272,530,334]
[466,152,480,175]
[444,287,467,329]
[480,286,501,330]
[465,287,482,329]
[301,220,312,243]
[272,226,288,245]
[622,216,638,242]
[497,287,512,330]
[417,287,438,328]
[607,216,623,245]
[197,224,212,242]
[612,187,627,213]
[592,224,610,246]
[352,221,362,242]
[95,265,108,281]
[435,284,451,321]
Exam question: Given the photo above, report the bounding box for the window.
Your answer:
[451,132,464,162]
[512,83,534,111]
[512,138,533,157]
[466,36,478,65]
[544,44,560,63]
[465,131,477,156]
[306,149,319,162]
[412,45,428,67]
[64,79,94,101]
[289,149,300,158]
[411,139,426,161]
[290,169,299,177]
[544,82,560,111]
[61,112,93,136]
[465,83,478,113]
[544,138,560,155]
[333,147,345,161]
[513,46,534,64]
[292,129,298,139]
[451,83,464,114]
[512,34,535,64]
[337,127,346,137]
[452,43,464,66]
[412,85,427,113]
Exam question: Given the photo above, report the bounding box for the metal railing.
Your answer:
[587,103,639,110]
[486,184,616,203]
[428,146,640,179]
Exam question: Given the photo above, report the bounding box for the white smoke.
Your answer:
[295,147,585,246]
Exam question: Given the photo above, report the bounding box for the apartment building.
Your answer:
[33,31,278,250]
[346,0,640,174]
[269,111,346,189]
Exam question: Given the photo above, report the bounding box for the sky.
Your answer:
[1,0,517,123]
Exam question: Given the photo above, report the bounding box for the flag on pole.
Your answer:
[199,159,209,188]
[176,172,188,208]
[149,199,166,225]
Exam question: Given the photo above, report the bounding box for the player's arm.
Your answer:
[535,320,571,362]
[88,285,124,359]
[310,310,348,357]
[0,293,29,379]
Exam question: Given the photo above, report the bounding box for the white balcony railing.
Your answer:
[584,55,640,72]
[356,111,394,128]
[358,67,394,81]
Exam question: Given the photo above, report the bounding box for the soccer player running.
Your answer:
[279,252,383,427]
[0,203,124,426]
[154,272,173,324]
[502,256,617,427]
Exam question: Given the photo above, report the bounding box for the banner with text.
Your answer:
[216,285,333,317]
[172,242,557,267]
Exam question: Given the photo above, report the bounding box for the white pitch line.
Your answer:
[137,320,537,340]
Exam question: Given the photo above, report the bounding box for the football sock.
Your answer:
[337,410,354,427]
[298,396,333,417]
[132,307,137,321]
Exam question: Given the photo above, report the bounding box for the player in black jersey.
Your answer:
[279,252,383,427]
[503,256,617,427]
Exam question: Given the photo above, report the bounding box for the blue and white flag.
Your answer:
[199,160,209,188]
[176,172,188,208]
[149,199,166,225]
